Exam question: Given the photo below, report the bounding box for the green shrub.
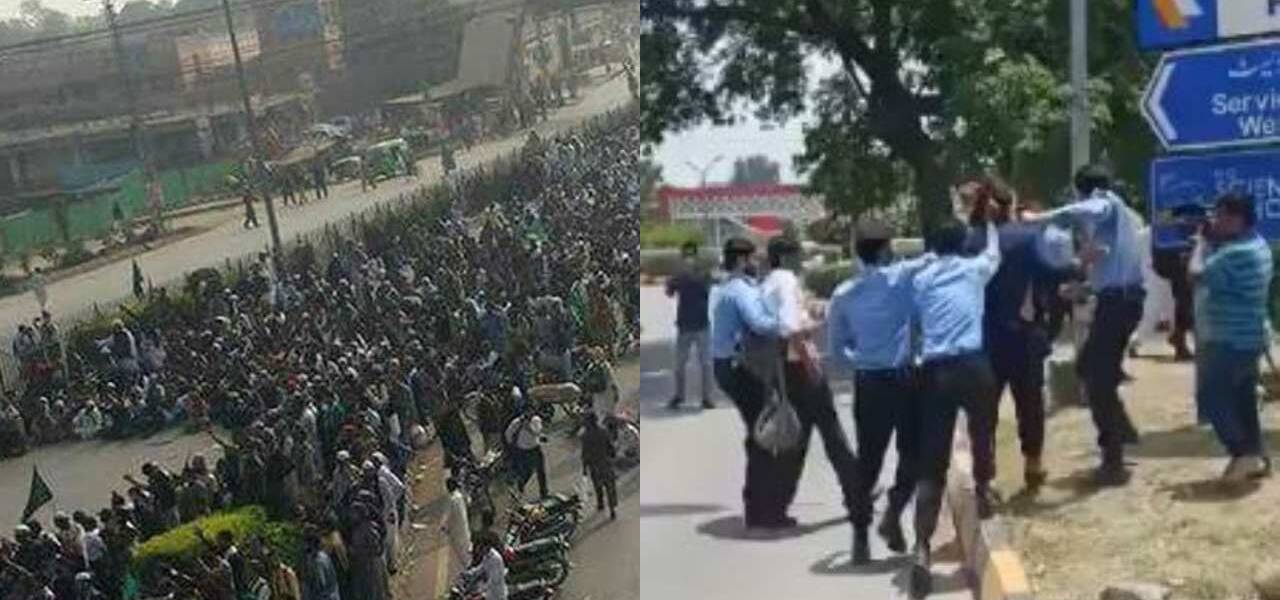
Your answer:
[640,222,704,249]
[56,242,94,269]
[640,249,717,278]
[132,506,302,571]
[805,261,858,299]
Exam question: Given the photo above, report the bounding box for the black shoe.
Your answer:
[877,517,907,553]
[1094,463,1131,487]
[668,396,683,410]
[701,400,715,410]
[910,548,932,599]
[851,529,871,565]
[610,509,617,521]
[1025,468,1048,491]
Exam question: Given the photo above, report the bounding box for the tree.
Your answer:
[640,156,663,210]
[730,155,780,185]
[119,1,175,24]
[641,0,1156,232]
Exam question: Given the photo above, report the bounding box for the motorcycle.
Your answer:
[511,491,582,525]
[505,498,580,545]
[504,534,572,587]
[449,565,561,600]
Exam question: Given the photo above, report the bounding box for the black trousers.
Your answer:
[1078,288,1144,462]
[851,368,920,530]
[714,359,805,525]
[438,412,474,469]
[783,362,856,520]
[915,353,997,544]
[515,447,549,497]
[588,466,617,509]
[1170,273,1194,341]
[988,325,1051,461]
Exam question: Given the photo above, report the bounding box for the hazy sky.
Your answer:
[0,0,99,19]
[652,54,839,188]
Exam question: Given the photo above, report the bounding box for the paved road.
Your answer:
[0,427,224,525]
[639,286,970,600]
[0,76,631,340]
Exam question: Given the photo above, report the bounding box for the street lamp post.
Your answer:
[685,155,725,248]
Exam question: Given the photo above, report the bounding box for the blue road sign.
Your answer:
[1143,38,1280,152]
[1138,0,1280,50]
[1149,148,1280,248]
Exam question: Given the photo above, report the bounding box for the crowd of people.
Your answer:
[0,106,639,600]
[681,164,1274,599]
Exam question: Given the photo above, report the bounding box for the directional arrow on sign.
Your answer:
[1142,37,1280,152]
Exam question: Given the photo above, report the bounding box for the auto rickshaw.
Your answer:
[364,138,415,181]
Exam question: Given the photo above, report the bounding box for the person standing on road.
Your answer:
[760,236,858,536]
[908,219,1001,599]
[666,241,713,410]
[1190,193,1274,482]
[828,217,932,565]
[312,161,329,201]
[709,238,788,529]
[1024,165,1145,486]
[441,477,472,580]
[30,267,48,311]
[243,192,260,230]
[505,404,549,499]
[581,416,618,520]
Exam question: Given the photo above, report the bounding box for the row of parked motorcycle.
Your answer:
[447,452,586,600]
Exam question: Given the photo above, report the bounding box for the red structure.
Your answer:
[656,183,824,234]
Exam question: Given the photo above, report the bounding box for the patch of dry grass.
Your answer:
[994,351,1280,600]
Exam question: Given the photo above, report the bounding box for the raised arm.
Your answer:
[1031,194,1113,228]
[974,221,1003,282]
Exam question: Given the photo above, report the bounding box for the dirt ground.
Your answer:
[994,345,1280,600]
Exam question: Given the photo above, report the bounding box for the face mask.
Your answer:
[743,264,759,279]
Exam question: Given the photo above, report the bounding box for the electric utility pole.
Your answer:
[104,0,164,234]
[1069,0,1090,177]
[222,0,282,253]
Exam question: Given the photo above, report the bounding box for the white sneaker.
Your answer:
[1246,455,1272,479]
[1222,457,1252,483]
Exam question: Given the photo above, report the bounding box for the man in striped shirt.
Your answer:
[1190,192,1274,482]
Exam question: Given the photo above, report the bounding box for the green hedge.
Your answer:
[132,506,302,572]
[640,222,704,249]
[640,248,717,278]
[805,261,858,299]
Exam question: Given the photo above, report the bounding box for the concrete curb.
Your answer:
[948,423,1037,600]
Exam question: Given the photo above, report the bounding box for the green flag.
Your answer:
[21,466,52,522]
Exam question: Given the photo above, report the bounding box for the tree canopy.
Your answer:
[641,0,1159,231]
[730,154,780,185]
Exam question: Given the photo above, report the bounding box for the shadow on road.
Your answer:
[809,551,909,576]
[695,514,846,542]
[1157,478,1262,503]
[890,564,970,597]
[1129,424,1280,459]
[639,503,727,518]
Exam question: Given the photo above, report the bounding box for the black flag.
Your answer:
[21,466,52,522]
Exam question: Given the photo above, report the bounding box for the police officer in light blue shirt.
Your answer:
[907,218,1000,600]
[709,238,788,528]
[1024,164,1144,486]
[828,218,932,565]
